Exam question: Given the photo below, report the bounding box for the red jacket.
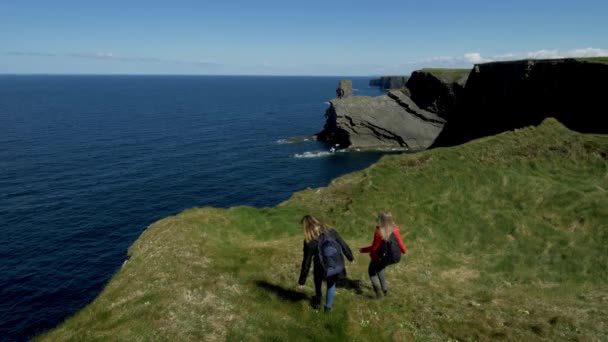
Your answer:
[360,226,407,262]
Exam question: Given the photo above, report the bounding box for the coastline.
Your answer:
[38,119,608,340]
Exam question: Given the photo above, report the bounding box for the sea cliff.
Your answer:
[322,58,608,151]
[406,68,469,120]
[317,90,445,151]
[38,57,608,341]
[39,119,608,341]
[369,76,409,89]
[433,58,608,146]
[318,69,467,150]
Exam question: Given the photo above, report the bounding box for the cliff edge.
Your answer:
[434,58,608,146]
[406,68,469,120]
[39,119,608,341]
[369,76,409,89]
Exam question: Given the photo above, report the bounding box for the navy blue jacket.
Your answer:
[298,229,354,285]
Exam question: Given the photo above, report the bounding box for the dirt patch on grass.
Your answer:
[400,155,432,169]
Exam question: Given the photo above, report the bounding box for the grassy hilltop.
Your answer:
[418,68,471,83]
[40,119,607,341]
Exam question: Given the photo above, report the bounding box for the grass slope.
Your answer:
[419,68,471,84]
[39,119,608,341]
[574,57,608,64]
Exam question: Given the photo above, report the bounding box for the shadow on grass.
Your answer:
[337,277,370,295]
[255,277,371,309]
[255,280,309,303]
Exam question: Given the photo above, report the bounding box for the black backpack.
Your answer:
[317,231,345,278]
[378,233,402,265]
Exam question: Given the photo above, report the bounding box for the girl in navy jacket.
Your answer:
[298,215,353,311]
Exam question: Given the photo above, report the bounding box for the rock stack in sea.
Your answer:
[336,79,353,98]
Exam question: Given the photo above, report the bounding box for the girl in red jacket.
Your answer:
[359,212,407,298]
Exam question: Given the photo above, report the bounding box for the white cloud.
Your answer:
[420,47,608,69]
[523,47,608,59]
[5,47,608,76]
[464,52,490,64]
[423,56,458,63]
[5,50,220,68]
[496,47,608,62]
[68,52,117,60]
[525,49,561,59]
[6,51,56,57]
[492,53,517,59]
[563,47,608,58]
[373,47,608,77]
[92,52,115,59]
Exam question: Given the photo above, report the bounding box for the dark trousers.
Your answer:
[368,261,387,292]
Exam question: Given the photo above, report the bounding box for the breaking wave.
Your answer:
[293,151,332,158]
[293,149,347,158]
[277,137,313,144]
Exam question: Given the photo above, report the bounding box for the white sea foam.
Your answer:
[293,151,332,158]
[293,149,347,158]
[324,101,330,105]
[277,137,312,144]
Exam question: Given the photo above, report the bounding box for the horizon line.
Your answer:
[0,72,388,78]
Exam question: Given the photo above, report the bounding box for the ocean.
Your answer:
[0,75,386,340]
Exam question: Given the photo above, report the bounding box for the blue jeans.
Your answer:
[314,274,338,309]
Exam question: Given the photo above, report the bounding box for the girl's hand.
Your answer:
[296,284,305,290]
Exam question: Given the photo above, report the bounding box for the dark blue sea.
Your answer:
[0,75,385,340]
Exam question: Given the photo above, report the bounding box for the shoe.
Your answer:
[312,296,322,310]
[375,290,383,299]
[383,290,388,297]
[324,306,332,312]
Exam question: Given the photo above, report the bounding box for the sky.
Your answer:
[1,0,607,75]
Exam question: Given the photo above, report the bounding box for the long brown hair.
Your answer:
[378,212,395,240]
[301,215,329,242]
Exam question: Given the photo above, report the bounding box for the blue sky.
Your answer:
[1,0,607,75]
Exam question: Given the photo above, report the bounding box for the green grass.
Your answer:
[38,119,608,341]
[419,68,471,83]
[575,56,608,64]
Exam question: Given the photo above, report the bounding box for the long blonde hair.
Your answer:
[378,212,395,240]
[301,215,328,242]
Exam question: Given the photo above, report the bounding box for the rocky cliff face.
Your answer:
[317,90,445,150]
[319,58,607,151]
[406,69,469,120]
[433,58,608,146]
[369,76,409,89]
